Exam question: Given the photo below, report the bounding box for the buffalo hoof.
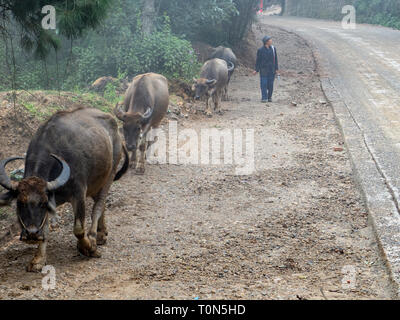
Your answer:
[129,162,137,170]
[206,113,213,118]
[26,259,46,273]
[135,167,145,175]
[89,250,101,258]
[77,237,101,258]
[96,232,108,246]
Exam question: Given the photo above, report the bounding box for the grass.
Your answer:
[0,208,11,221]
[7,89,123,121]
[22,101,53,120]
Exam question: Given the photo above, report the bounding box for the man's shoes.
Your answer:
[261,99,267,103]
[268,99,272,102]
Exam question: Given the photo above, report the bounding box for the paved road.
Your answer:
[264,16,400,212]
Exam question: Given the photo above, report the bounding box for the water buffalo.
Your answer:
[114,73,169,174]
[208,46,237,100]
[0,107,129,272]
[193,58,234,117]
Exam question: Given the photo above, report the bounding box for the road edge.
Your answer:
[265,23,400,298]
[321,76,400,299]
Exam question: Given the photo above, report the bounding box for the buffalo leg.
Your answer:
[129,151,137,169]
[222,86,228,101]
[96,211,108,246]
[214,92,223,115]
[26,238,47,272]
[205,96,213,117]
[72,195,98,257]
[89,180,112,251]
[147,135,158,151]
[136,138,147,175]
[218,93,223,114]
[213,94,218,111]
[224,73,232,101]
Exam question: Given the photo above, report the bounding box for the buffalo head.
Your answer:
[0,155,70,242]
[192,78,217,101]
[114,103,153,152]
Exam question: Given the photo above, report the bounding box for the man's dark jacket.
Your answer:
[255,45,278,76]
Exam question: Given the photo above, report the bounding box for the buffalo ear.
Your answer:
[0,191,16,207]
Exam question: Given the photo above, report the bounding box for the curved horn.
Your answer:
[113,103,126,121]
[0,157,24,191]
[227,61,235,72]
[141,107,154,121]
[46,154,71,192]
[206,79,217,85]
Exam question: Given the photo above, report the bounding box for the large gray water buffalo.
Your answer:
[193,58,234,117]
[0,107,129,272]
[114,73,169,174]
[208,46,237,100]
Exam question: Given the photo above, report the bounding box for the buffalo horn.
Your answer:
[113,103,126,121]
[142,107,154,120]
[46,154,71,192]
[0,157,24,191]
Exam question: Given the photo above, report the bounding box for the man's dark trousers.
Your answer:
[260,73,275,101]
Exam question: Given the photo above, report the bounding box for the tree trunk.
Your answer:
[142,0,156,35]
[280,0,286,15]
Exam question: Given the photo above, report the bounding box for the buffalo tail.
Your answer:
[114,144,130,181]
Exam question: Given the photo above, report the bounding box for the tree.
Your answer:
[141,0,156,35]
[157,0,258,46]
[226,0,259,45]
[0,0,112,58]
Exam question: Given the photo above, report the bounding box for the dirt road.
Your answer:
[0,23,394,299]
[265,16,400,220]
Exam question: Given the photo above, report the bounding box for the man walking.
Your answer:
[253,36,279,103]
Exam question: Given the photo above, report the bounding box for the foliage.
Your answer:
[355,0,400,30]
[158,0,258,46]
[226,0,260,45]
[286,0,400,30]
[0,0,258,92]
[0,0,112,58]
[67,14,200,87]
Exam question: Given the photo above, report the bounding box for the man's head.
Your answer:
[263,36,272,47]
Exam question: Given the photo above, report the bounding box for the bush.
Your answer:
[67,18,201,87]
[355,0,400,30]
[1,0,256,92]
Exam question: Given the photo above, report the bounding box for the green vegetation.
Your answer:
[0,0,112,58]
[0,208,10,221]
[2,90,118,122]
[355,0,400,30]
[80,92,116,113]
[22,102,48,119]
[286,0,400,30]
[0,0,258,93]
